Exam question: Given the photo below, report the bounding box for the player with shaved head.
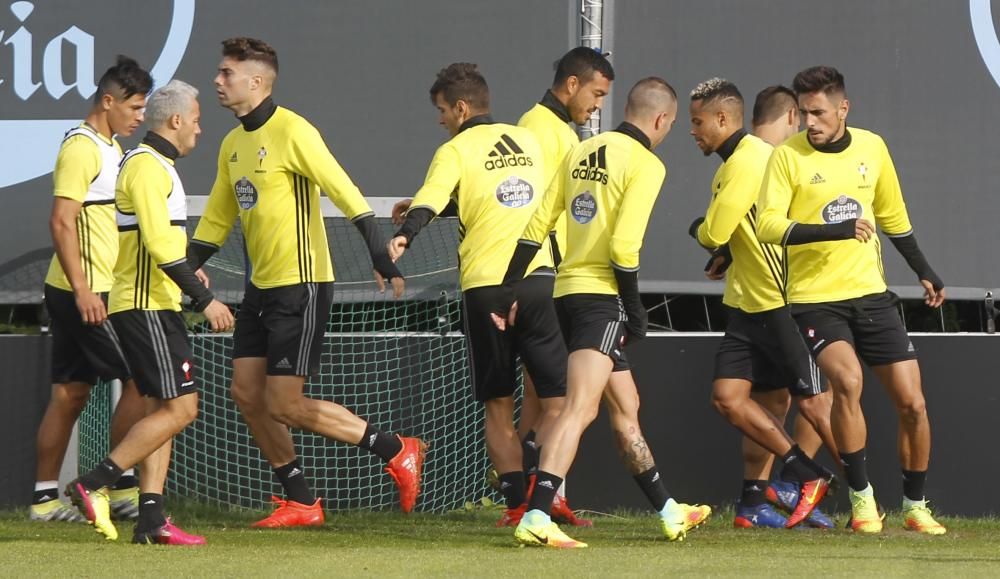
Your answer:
[494,77,710,549]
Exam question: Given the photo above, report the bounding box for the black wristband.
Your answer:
[394,207,436,245]
[888,233,944,291]
[187,240,219,270]
[353,214,402,280]
[613,265,647,341]
[502,241,541,288]
[688,217,705,240]
[705,245,733,273]
[783,219,856,245]
[161,260,214,312]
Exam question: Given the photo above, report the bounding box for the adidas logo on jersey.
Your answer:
[229,151,238,162]
[275,357,292,369]
[571,145,609,184]
[809,173,825,184]
[484,134,534,170]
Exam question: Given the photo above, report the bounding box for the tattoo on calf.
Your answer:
[615,425,655,475]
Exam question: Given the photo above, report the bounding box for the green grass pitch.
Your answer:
[2,503,999,577]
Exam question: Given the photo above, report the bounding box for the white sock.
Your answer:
[902,496,925,509]
[849,483,874,497]
[35,480,58,492]
[659,498,679,519]
[121,468,135,477]
[524,509,551,525]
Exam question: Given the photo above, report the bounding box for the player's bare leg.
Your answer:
[486,396,530,526]
[517,371,542,441]
[792,410,823,457]
[714,378,833,528]
[746,389,792,479]
[712,379,794,455]
[107,394,198,470]
[264,375,367,442]
[873,359,942,533]
[485,397,522,475]
[815,342,866,460]
[239,367,425,518]
[534,349,612,478]
[728,388,789,528]
[815,341,882,531]
[231,357,297,466]
[109,380,145,449]
[873,360,930,472]
[36,382,92,483]
[794,389,838,458]
[128,398,203,545]
[601,368,712,540]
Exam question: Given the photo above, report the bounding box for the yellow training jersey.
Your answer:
[409,117,552,290]
[110,140,189,313]
[193,102,373,289]
[517,95,578,259]
[696,132,785,313]
[522,123,666,298]
[757,128,913,303]
[45,124,122,293]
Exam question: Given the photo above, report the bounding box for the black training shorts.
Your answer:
[108,309,195,399]
[45,284,130,385]
[462,273,567,402]
[233,282,333,377]
[791,291,917,367]
[714,306,824,396]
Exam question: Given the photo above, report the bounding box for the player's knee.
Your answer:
[230,380,260,413]
[830,371,863,400]
[796,394,831,424]
[53,385,91,413]
[566,398,601,428]
[170,395,199,429]
[896,394,927,423]
[711,391,739,419]
[266,399,302,428]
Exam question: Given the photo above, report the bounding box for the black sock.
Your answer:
[80,458,124,490]
[779,446,815,483]
[902,469,927,501]
[839,448,870,492]
[740,479,768,507]
[32,487,59,504]
[527,470,562,515]
[274,459,314,505]
[357,424,403,462]
[798,450,834,480]
[498,471,526,507]
[521,431,540,475]
[137,493,166,531]
[112,474,138,490]
[633,466,671,512]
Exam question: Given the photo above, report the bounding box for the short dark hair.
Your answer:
[553,47,615,87]
[429,63,489,110]
[221,37,279,73]
[625,76,677,117]
[752,85,797,126]
[792,66,845,97]
[93,56,152,104]
[689,77,743,108]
